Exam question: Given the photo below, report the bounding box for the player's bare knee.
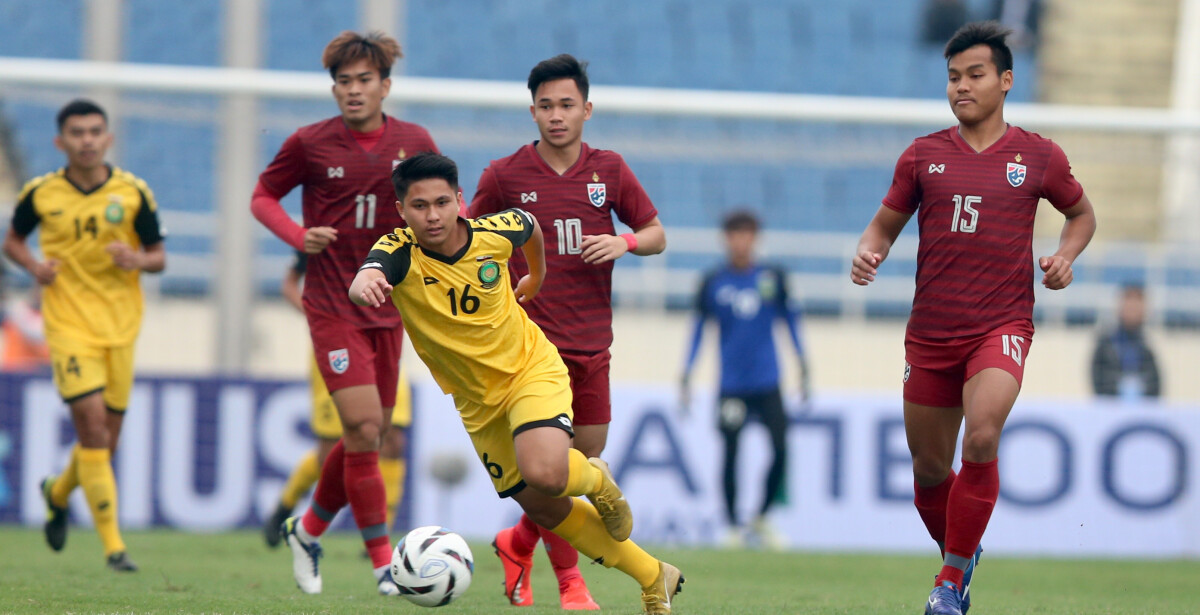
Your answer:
[961,429,1000,462]
[912,456,954,486]
[343,420,383,450]
[521,462,568,496]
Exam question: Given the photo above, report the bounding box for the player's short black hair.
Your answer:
[944,20,1013,75]
[721,209,760,233]
[56,98,107,131]
[392,152,459,201]
[528,54,590,101]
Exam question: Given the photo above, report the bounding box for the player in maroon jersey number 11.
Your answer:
[250,30,441,598]
[850,21,1095,615]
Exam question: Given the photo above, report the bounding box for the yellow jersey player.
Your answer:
[341,153,682,613]
[2,99,166,572]
[263,251,413,547]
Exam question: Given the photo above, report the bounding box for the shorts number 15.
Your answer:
[951,194,980,233]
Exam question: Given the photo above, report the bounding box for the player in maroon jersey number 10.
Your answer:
[469,54,666,611]
[850,21,1096,615]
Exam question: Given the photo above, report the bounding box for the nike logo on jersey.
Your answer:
[423,276,439,285]
[521,191,537,203]
[928,164,945,174]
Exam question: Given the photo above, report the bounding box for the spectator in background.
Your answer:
[679,209,809,550]
[1091,284,1161,400]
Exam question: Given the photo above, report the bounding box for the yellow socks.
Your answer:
[379,456,405,531]
[557,448,602,498]
[280,450,320,509]
[50,444,81,508]
[77,447,125,556]
[551,498,659,587]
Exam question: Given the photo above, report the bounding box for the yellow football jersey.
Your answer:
[11,165,165,346]
[362,209,562,406]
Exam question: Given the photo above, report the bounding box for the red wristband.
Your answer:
[620,233,638,252]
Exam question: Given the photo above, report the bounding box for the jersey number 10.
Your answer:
[553,218,583,255]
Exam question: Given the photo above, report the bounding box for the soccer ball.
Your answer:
[391,526,474,607]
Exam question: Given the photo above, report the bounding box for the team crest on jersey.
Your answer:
[328,349,350,374]
[586,183,606,207]
[478,260,501,289]
[104,199,124,223]
[1006,162,1027,187]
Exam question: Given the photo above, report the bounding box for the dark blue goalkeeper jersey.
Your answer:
[683,263,805,396]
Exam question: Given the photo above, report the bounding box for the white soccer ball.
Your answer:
[391,526,474,607]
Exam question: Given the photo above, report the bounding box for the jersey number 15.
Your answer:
[951,195,980,233]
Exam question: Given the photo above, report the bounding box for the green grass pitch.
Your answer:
[2,526,1199,613]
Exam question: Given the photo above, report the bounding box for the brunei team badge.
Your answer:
[105,196,124,223]
[477,260,501,289]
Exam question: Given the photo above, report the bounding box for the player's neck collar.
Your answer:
[418,219,473,265]
[62,163,113,195]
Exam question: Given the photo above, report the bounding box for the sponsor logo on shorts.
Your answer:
[328,349,350,374]
[903,361,912,382]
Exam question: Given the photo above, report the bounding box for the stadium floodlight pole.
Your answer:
[5,57,1200,133]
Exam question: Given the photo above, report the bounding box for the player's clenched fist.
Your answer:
[1039,255,1073,290]
[304,226,338,254]
[850,251,883,286]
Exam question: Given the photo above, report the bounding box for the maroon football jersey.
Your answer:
[883,126,1083,340]
[469,142,657,353]
[259,115,438,328]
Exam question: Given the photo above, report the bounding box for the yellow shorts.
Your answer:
[309,355,411,439]
[48,337,135,411]
[456,363,574,498]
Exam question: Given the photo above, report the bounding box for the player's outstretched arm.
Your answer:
[350,268,392,308]
[2,228,57,285]
[515,217,546,303]
[1039,193,1097,290]
[851,205,911,286]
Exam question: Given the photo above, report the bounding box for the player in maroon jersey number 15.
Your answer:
[250,31,440,597]
[850,22,1095,615]
[469,54,666,611]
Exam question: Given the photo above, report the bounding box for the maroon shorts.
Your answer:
[308,311,403,409]
[903,327,1032,408]
[560,349,612,426]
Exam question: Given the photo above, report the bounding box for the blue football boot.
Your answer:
[960,545,983,613]
[924,581,963,615]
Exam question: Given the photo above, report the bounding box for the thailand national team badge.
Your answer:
[328,349,350,374]
[477,260,501,289]
[587,183,606,207]
[1006,162,1027,187]
[903,361,912,382]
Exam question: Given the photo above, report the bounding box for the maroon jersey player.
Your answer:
[851,22,1096,615]
[250,31,437,597]
[470,54,666,611]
